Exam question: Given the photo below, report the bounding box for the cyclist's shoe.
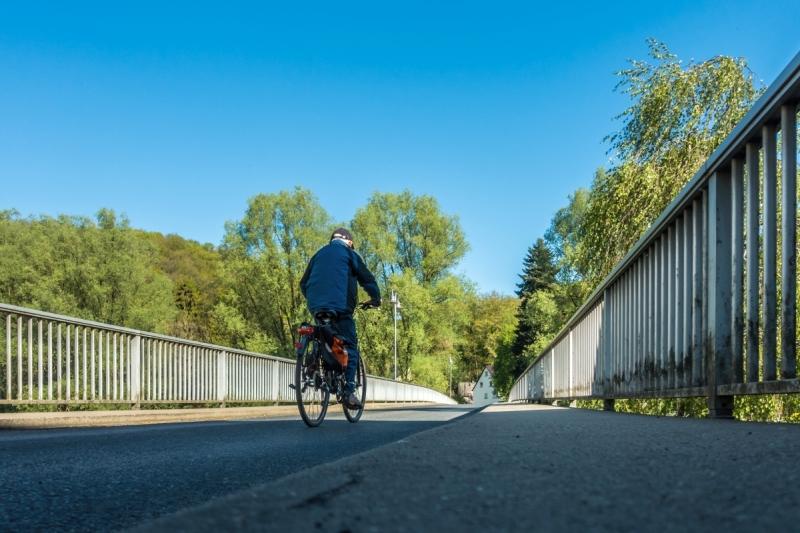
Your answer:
[344,392,362,410]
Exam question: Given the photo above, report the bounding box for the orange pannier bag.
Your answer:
[327,336,349,368]
[318,322,348,368]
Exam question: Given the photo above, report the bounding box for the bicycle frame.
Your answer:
[294,306,374,426]
[296,322,349,400]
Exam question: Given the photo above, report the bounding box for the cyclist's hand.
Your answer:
[359,300,381,310]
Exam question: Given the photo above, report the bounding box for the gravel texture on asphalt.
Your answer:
[137,404,800,533]
[0,405,474,531]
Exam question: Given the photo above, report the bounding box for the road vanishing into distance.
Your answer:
[0,405,475,531]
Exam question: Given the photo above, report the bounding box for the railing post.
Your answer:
[271,359,280,404]
[601,289,610,397]
[706,171,734,418]
[763,124,778,380]
[692,197,704,386]
[745,143,760,383]
[130,335,141,409]
[568,330,574,398]
[780,103,797,379]
[217,351,227,407]
[731,157,745,384]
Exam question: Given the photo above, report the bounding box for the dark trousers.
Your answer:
[333,315,360,391]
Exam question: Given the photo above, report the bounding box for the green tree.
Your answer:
[578,39,759,284]
[0,210,175,332]
[542,190,592,328]
[493,239,557,397]
[145,232,223,341]
[361,270,474,390]
[459,293,518,380]
[510,238,557,356]
[352,190,468,286]
[217,188,331,355]
[349,191,474,394]
[545,188,590,285]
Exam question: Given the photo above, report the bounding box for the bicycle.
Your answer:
[292,302,377,427]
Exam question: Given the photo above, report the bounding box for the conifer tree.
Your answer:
[511,238,557,356]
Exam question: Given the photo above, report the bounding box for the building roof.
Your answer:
[471,366,496,394]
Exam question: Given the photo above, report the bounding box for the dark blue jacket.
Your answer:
[300,240,381,315]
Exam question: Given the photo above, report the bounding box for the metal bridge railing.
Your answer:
[509,51,800,417]
[0,303,456,407]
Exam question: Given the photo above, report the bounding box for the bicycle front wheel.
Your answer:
[295,341,329,427]
[343,357,366,423]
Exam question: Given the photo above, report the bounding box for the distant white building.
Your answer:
[472,366,499,406]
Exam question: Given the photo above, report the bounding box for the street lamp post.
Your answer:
[449,356,453,398]
[390,291,401,380]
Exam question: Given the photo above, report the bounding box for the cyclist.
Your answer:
[300,228,381,409]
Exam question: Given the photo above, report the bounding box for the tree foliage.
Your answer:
[350,191,494,392]
[510,239,556,356]
[216,188,332,355]
[352,191,468,286]
[460,293,518,379]
[578,40,760,284]
[145,232,223,341]
[0,211,175,332]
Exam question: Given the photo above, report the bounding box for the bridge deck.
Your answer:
[141,404,799,532]
[0,405,472,531]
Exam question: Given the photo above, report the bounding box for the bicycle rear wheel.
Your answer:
[343,357,366,423]
[295,341,329,427]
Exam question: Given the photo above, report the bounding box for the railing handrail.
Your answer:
[510,50,800,394]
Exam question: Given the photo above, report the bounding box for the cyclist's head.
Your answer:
[330,227,354,249]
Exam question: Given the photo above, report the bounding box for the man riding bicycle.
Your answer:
[300,228,381,410]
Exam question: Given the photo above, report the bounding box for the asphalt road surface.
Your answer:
[0,405,474,531]
[143,404,800,533]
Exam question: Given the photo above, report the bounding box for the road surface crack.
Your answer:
[289,474,363,509]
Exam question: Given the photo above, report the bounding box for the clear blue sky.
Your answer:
[1,1,798,295]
